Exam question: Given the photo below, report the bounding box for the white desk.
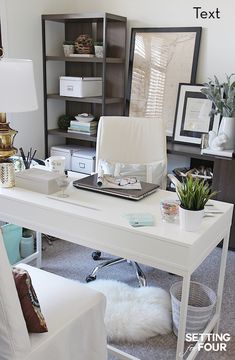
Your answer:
[0,184,233,360]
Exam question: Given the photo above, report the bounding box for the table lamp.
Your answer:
[0,51,38,187]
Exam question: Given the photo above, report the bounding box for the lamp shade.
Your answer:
[0,59,38,112]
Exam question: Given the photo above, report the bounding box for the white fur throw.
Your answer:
[87,280,172,342]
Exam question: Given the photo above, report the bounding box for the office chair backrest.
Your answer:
[96,116,167,185]
[0,230,30,359]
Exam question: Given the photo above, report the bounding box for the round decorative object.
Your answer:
[0,162,15,188]
[74,34,94,54]
[57,115,73,130]
[218,116,235,150]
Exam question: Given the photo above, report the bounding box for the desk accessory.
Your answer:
[124,213,155,227]
[19,147,37,169]
[15,168,63,194]
[160,199,179,223]
[55,175,70,198]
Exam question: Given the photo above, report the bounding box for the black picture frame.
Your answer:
[126,27,202,137]
[173,83,220,145]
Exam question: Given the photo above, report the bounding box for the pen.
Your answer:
[19,147,28,169]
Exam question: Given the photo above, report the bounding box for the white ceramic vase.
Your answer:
[218,116,235,150]
[179,206,204,232]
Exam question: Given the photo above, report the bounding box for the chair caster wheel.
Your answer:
[92,251,101,260]
[86,275,96,283]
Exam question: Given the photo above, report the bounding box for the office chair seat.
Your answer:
[86,116,167,287]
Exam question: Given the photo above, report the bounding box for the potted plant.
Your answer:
[176,176,217,232]
[63,40,75,56]
[201,74,235,150]
[94,41,103,58]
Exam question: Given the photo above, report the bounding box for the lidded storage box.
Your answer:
[60,77,102,97]
[71,147,96,174]
[50,145,80,170]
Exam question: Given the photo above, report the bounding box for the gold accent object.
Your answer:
[0,112,18,160]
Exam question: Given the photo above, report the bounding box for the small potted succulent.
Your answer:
[176,176,217,231]
[94,41,103,58]
[63,40,75,56]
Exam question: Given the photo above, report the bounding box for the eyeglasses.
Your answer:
[113,177,137,186]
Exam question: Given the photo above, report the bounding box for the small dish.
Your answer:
[75,113,95,123]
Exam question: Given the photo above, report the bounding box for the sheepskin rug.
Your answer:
[87,279,172,342]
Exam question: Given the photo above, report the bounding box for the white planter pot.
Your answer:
[94,45,103,58]
[218,116,235,150]
[63,44,74,57]
[179,206,204,232]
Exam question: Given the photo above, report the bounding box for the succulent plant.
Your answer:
[63,40,75,45]
[201,74,235,117]
[176,176,218,211]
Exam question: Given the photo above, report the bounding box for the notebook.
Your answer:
[73,174,159,201]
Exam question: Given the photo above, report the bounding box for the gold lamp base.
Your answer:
[0,112,18,161]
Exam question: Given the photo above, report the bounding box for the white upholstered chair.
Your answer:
[0,229,107,360]
[86,116,167,287]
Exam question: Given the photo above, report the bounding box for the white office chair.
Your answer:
[86,116,167,287]
[0,229,107,360]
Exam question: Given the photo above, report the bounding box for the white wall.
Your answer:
[1,0,234,158]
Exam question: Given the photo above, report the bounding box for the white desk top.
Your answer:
[0,184,233,275]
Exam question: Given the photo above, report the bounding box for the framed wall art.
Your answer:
[126,27,202,137]
[173,83,220,145]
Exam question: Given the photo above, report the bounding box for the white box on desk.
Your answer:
[50,145,81,170]
[15,168,62,194]
[71,147,96,174]
[60,76,102,97]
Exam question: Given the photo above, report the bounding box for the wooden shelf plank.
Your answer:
[46,56,124,64]
[47,93,123,104]
[48,128,97,142]
[42,13,127,22]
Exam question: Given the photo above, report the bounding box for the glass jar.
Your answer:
[160,199,179,223]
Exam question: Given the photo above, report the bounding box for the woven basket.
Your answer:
[74,34,94,54]
[170,281,216,336]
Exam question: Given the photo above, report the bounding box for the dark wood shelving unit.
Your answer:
[167,141,235,250]
[42,12,127,155]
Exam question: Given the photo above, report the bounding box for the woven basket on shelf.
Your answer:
[74,34,94,54]
[170,281,216,336]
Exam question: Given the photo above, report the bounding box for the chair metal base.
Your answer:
[86,254,147,287]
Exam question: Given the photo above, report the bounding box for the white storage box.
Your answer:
[71,147,96,174]
[50,145,80,170]
[15,168,63,194]
[60,77,102,97]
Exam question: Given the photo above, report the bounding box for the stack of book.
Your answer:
[68,120,98,135]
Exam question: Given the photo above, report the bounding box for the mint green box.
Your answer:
[1,224,22,264]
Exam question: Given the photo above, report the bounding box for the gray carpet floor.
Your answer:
[41,238,235,359]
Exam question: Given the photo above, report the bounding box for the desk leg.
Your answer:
[213,232,229,333]
[35,232,42,268]
[176,272,191,360]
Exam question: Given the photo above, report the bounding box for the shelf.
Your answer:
[47,93,124,104]
[42,12,127,22]
[48,128,97,142]
[167,141,233,161]
[46,56,125,64]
